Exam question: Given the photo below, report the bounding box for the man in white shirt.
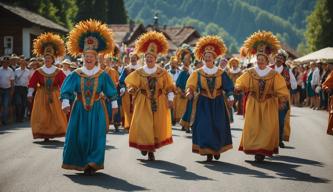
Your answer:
[14,58,30,122]
[0,56,15,125]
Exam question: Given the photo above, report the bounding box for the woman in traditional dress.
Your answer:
[175,44,194,132]
[104,53,121,132]
[235,31,289,162]
[119,52,140,130]
[125,31,175,161]
[322,64,333,135]
[227,57,243,115]
[61,19,118,175]
[185,36,234,161]
[28,33,67,141]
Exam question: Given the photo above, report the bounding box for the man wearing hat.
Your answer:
[272,49,297,148]
[0,56,15,125]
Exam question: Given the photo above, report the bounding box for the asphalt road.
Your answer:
[0,106,332,192]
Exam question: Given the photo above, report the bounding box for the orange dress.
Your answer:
[28,68,67,139]
[322,71,333,135]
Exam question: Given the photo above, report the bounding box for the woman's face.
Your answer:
[44,55,54,67]
[257,55,269,69]
[183,54,191,66]
[130,55,138,65]
[145,54,156,67]
[231,60,239,68]
[203,52,215,66]
[84,52,97,70]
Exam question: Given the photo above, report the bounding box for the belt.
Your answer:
[249,92,274,101]
[76,94,101,101]
[200,89,223,97]
[140,89,163,97]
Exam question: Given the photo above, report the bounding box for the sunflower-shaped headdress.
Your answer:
[67,19,115,57]
[33,32,65,58]
[176,44,194,64]
[194,36,227,60]
[134,31,169,57]
[242,31,281,58]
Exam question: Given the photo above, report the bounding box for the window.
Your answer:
[4,36,13,55]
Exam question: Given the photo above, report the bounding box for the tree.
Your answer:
[107,0,128,24]
[305,0,333,51]
[75,0,108,23]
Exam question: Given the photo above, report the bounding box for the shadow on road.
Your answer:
[105,145,117,150]
[231,128,243,131]
[33,140,64,149]
[64,173,147,191]
[139,160,212,181]
[0,122,30,134]
[269,155,323,167]
[246,160,330,183]
[198,161,274,179]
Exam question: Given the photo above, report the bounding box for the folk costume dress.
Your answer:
[125,65,175,151]
[174,44,194,128]
[236,67,289,156]
[61,19,117,172]
[105,65,121,125]
[125,31,175,157]
[322,71,333,135]
[119,62,140,129]
[236,31,289,158]
[28,33,67,139]
[187,36,234,158]
[61,66,117,171]
[227,58,243,115]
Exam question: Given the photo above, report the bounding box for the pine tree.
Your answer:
[107,0,128,24]
[305,0,333,51]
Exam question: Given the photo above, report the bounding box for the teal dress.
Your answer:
[306,71,315,97]
[60,68,117,171]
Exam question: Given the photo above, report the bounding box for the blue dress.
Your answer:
[175,69,191,126]
[187,69,234,155]
[60,69,117,171]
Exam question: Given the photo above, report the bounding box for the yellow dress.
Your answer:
[125,66,175,151]
[119,67,137,129]
[235,68,289,156]
[28,68,67,139]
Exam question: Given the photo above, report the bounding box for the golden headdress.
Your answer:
[134,31,169,57]
[243,31,281,57]
[67,19,115,57]
[176,44,194,63]
[33,32,65,58]
[194,35,227,60]
[228,57,240,68]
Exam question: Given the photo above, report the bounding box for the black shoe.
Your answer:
[84,165,95,176]
[254,154,265,162]
[206,154,213,162]
[279,142,285,148]
[148,152,155,161]
[185,128,191,133]
[181,127,186,131]
[172,121,176,126]
[213,154,220,160]
[114,125,119,132]
[44,138,49,142]
[141,151,148,156]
